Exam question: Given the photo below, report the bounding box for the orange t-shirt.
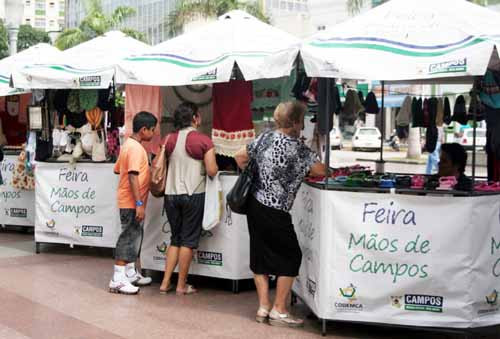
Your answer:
[114,138,151,209]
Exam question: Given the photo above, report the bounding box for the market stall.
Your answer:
[10,32,150,248]
[0,43,62,228]
[117,10,300,283]
[294,0,500,334]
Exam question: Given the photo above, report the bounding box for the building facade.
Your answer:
[65,0,177,45]
[0,0,66,32]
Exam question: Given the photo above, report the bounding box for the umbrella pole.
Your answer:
[472,89,477,186]
[376,81,386,174]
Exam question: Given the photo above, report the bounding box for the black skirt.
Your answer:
[246,195,302,277]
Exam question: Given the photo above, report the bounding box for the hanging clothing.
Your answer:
[485,105,500,159]
[252,70,296,118]
[412,97,424,127]
[422,98,430,128]
[480,69,500,109]
[443,97,452,125]
[357,91,365,106]
[125,84,163,153]
[292,71,311,102]
[468,90,485,122]
[212,79,254,157]
[452,95,468,125]
[364,91,379,114]
[396,96,412,127]
[342,89,363,126]
[317,78,339,135]
[436,98,444,127]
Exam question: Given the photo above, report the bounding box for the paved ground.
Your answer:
[0,229,499,339]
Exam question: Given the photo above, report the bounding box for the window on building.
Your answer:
[35,17,46,28]
[49,2,55,8]
[25,18,31,23]
[58,19,65,28]
[280,1,286,10]
[35,0,45,9]
[287,1,294,11]
[26,0,31,6]
[273,0,279,8]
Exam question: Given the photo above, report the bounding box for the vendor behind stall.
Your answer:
[438,143,472,190]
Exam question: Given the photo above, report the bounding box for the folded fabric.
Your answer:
[396,96,412,127]
[452,95,468,125]
[364,91,379,114]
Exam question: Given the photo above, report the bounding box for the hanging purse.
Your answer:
[226,131,270,215]
[150,135,170,198]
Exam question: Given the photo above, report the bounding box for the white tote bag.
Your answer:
[202,173,223,231]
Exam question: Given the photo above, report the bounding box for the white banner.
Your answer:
[292,186,500,328]
[141,174,253,280]
[35,162,120,247]
[0,155,35,227]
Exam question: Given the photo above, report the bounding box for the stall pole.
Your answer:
[321,319,327,336]
[324,78,331,187]
[376,81,386,173]
[471,88,477,184]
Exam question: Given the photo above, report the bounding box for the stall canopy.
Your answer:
[116,10,300,86]
[12,31,150,89]
[300,0,500,82]
[0,43,61,96]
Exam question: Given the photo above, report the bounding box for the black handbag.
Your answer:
[226,132,270,215]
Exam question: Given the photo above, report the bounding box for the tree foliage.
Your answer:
[55,0,145,50]
[0,21,50,59]
[168,0,270,36]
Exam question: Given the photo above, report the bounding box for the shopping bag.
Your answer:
[150,136,170,197]
[202,173,223,230]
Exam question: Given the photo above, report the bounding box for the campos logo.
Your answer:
[404,294,443,313]
[429,58,467,75]
[77,225,103,237]
[79,76,101,87]
[10,208,27,218]
[197,251,223,266]
[192,68,217,82]
[335,284,363,312]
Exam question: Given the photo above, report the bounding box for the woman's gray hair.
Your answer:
[273,101,307,129]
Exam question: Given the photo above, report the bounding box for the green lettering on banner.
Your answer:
[492,237,500,255]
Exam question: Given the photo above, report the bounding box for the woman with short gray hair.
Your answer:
[235,101,326,327]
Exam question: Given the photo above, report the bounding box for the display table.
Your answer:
[290,183,500,334]
[0,154,35,227]
[35,162,120,251]
[141,173,253,290]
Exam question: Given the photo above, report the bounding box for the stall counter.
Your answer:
[290,183,500,333]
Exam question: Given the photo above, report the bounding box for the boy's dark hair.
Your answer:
[441,143,467,174]
[133,111,157,133]
[174,102,199,130]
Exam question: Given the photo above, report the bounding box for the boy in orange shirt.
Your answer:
[109,111,157,295]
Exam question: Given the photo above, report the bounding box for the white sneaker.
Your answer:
[109,279,140,295]
[126,270,152,286]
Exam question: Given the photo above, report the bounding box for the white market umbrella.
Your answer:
[12,31,150,89]
[116,10,300,86]
[301,0,500,82]
[0,43,61,96]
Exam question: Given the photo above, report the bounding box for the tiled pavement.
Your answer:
[0,228,498,339]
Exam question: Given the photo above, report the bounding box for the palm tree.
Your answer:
[55,0,146,50]
[167,0,270,36]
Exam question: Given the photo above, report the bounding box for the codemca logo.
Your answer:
[335,283,364,312]
[306,278,317,298]
[192,68,217,82]
[197,251,223,266]
[10,208,27,218]
[74,225,103,237]
[478,290,499,316]
[429,58,467,75]
[399,294,444,313]
[79,75,101,87]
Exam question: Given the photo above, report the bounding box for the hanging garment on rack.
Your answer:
[436,98,444,127]
[357,91,365,106]
[422,98,430,127]
[252,70,296,118]
[443,97,452,125]
[212,79,255,157]
[342,89,363,126]
[317,78,339,135]
[412,97,424,127]
[467,90,485,122]
[425,98,438,153]
[452,95,468,125]
[396,96,412,127]
[485,105,500,160]
[292,70,311,102]
[125,84,162,153]
[364,91,379,114]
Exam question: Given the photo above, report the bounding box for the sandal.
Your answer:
[256,306,270,323]
[176,284,197,295]
[269,309,304,328]
[159,284,174,295]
